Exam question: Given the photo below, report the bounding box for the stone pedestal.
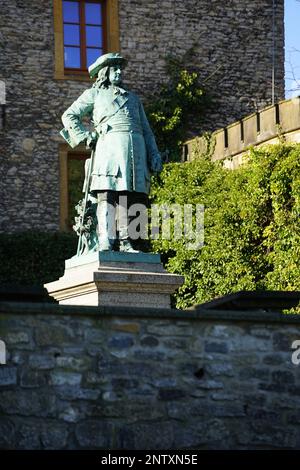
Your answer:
[45,251,184,308]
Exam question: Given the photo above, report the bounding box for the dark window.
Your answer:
[63,0,105,71]
[68,153,88,228]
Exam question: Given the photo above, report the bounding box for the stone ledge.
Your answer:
[0,301,300,324]
[185,97,300,164]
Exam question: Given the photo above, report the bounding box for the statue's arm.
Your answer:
[139,99,162,172]
[61,89,95,148]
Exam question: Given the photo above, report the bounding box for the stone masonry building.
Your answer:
[0,0,284,233]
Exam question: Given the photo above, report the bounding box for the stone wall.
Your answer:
[119,0,284,130]
[0,301,300,450]
[0,0,284,233]
[185,97,300,168]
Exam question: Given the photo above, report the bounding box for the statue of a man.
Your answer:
[61,52,162,252]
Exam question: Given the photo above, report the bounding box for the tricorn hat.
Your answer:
[88,52,127,78]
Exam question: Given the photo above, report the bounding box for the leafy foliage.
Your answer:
[145,56,208,162]
[150,143,300,309]
[2,144,300,309]
[0,231,77,286]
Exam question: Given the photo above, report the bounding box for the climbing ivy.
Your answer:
[145,55,208,162]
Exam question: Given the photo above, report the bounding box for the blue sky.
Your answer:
[285,0,300,97]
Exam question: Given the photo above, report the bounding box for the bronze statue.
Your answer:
[61,53,162,253]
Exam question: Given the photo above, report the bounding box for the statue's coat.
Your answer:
[61,85,160,195]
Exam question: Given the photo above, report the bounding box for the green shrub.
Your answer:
[0,231,77,286]
[1,144,300,308]
[150,143,300,308]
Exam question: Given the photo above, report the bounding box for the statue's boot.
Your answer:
[118,224,140,253]
[97,200,116,251]
[117,194,140,253]
[119,239,140,253]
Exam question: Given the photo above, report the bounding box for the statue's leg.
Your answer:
[97,191,116,251]
[117,191,140,253]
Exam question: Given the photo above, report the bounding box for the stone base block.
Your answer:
[45,251,184,308]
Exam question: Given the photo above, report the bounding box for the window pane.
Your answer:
[64,24,80,46]
[63,1,79,23]
[86,48,102,67]
[85,3,102,25]
[64,47,81,68]
[86,26,103,47]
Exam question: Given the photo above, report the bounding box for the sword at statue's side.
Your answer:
[76,147,96,256]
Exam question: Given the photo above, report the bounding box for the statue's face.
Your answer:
[109,65,122,85]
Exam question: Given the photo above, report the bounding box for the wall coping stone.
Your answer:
[1,301,300,324]
[185,97,300,164]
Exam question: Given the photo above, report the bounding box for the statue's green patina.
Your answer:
[61,53,162,254]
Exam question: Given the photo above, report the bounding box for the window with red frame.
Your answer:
[63,0,106,72]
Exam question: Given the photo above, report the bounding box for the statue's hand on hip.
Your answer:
[85,131,98,150]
